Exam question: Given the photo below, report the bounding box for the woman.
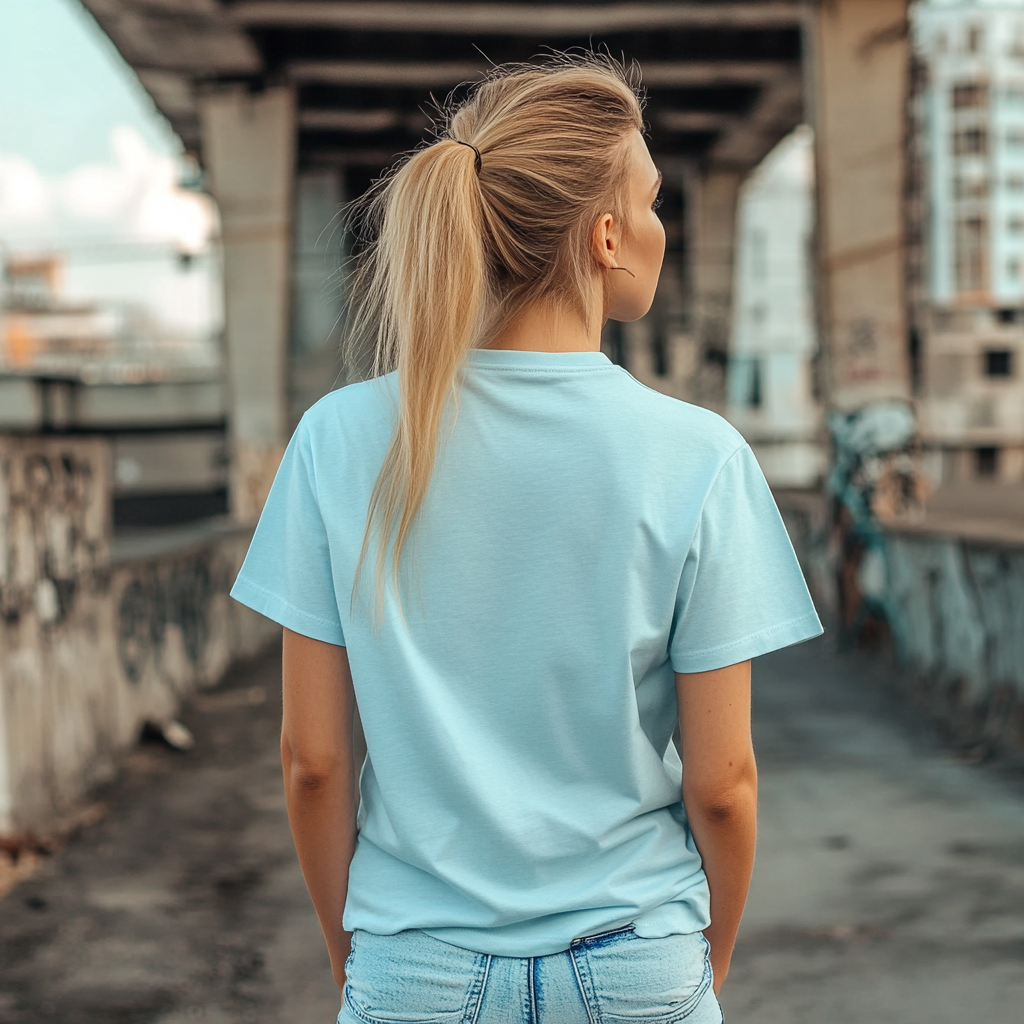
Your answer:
[231,55,822,1023]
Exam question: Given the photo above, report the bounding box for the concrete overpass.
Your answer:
[78,0,914,518]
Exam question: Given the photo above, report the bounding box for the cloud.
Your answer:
[0,154,52,223]
[0,125,217,253]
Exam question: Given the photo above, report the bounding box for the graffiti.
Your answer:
[828,401,929,644]
[117,559,215,685]
[0,439,107,625]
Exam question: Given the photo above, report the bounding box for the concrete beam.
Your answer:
[78,0,261,75]
[657,111,742,134]
[288,59,797,89]
[199,85,297,522]
[809,0,912,411]
[299,107,745,137]
[709,70,804,169]
[299,109,431,133]
[233,2,805,33]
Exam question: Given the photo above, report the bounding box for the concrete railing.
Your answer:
[0,434,276,836]
[776,488,1024,758]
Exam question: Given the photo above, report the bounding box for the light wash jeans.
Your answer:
[337,923,725,1024]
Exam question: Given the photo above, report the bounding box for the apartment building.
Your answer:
[912,0,1024,485]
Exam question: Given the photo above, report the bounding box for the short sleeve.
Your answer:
[669,444,822,673]
[230,420,346,646]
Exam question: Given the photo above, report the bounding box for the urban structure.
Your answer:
[912,0,1024,487]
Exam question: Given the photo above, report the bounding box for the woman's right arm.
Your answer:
[675,660,758,994]
[282,627,359,998]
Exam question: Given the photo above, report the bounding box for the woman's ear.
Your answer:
[591,212,620,270]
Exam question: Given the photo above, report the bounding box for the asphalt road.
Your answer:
[1,634,1023,1023]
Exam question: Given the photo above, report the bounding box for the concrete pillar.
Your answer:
[290,168,345,427]
[807,0,919,641]
[691,169,743,409]
[809,0,912,411]
[199,85,296,523]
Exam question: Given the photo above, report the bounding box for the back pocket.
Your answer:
[572,928,712,1023]
[344,929,486,1024]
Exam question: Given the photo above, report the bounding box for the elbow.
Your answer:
[282,738,345,795]
[684,767,758,825]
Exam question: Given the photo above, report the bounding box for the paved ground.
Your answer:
[1,634,1023,1023]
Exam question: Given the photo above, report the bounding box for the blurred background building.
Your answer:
[726,125,824,488]
[911,0,1024,498]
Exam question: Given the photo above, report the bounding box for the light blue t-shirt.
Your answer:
[230,348,822,957]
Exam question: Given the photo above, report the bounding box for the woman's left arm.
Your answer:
[281,627,358,997]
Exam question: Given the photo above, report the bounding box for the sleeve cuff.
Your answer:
[670,610,823,674]
[230,575,347,647]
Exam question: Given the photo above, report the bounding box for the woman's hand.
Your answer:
[329,932,351,1000]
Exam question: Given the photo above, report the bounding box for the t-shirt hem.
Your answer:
[670,610,823,674]
[230,575,346,646]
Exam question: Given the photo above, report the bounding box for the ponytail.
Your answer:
[350,140,487,618]
[346,54,643,620]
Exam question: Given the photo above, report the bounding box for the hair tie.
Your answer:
[455,140,483,175]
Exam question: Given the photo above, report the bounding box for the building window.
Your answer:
[1007,83,1024,103]
[953,127,988,155]
[955,216,988,293]
[975,446,999,477]
[967,25,984,54]
[1010,173,1024,191]
[750,229,768,279]
[984,349,1013,376]
[954,175,988,199]
[1009,216,1024,233]
[1009,257,1022,279]
[1009,128,1024,147]
[730,356,763,409]
[952,81,988,108]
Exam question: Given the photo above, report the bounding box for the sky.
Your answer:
[0,0,220,334]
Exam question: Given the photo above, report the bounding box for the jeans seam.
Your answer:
[466,954,491,1024]
[568,945,601,1024]
[528,957,537,1023]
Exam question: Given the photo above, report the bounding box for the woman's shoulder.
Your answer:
[298,373,399,437]
[615,372,747,463]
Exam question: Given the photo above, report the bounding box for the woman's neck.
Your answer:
[485,299,603,353]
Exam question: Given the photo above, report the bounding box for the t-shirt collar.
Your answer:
[464,348,613,370]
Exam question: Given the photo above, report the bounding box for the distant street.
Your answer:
[2,635,1024,1024]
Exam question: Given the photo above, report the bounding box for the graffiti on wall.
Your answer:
[117,559,217,685]
[0,440,109,628]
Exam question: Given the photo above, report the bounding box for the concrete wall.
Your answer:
[883,527,1024,752]
[775,487,1024,755]
[0,435,276,835]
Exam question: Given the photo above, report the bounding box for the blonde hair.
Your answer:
[346,53,644,615]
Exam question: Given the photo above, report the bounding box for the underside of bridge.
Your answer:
[76,1,912,529]
[79,2,805,178]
